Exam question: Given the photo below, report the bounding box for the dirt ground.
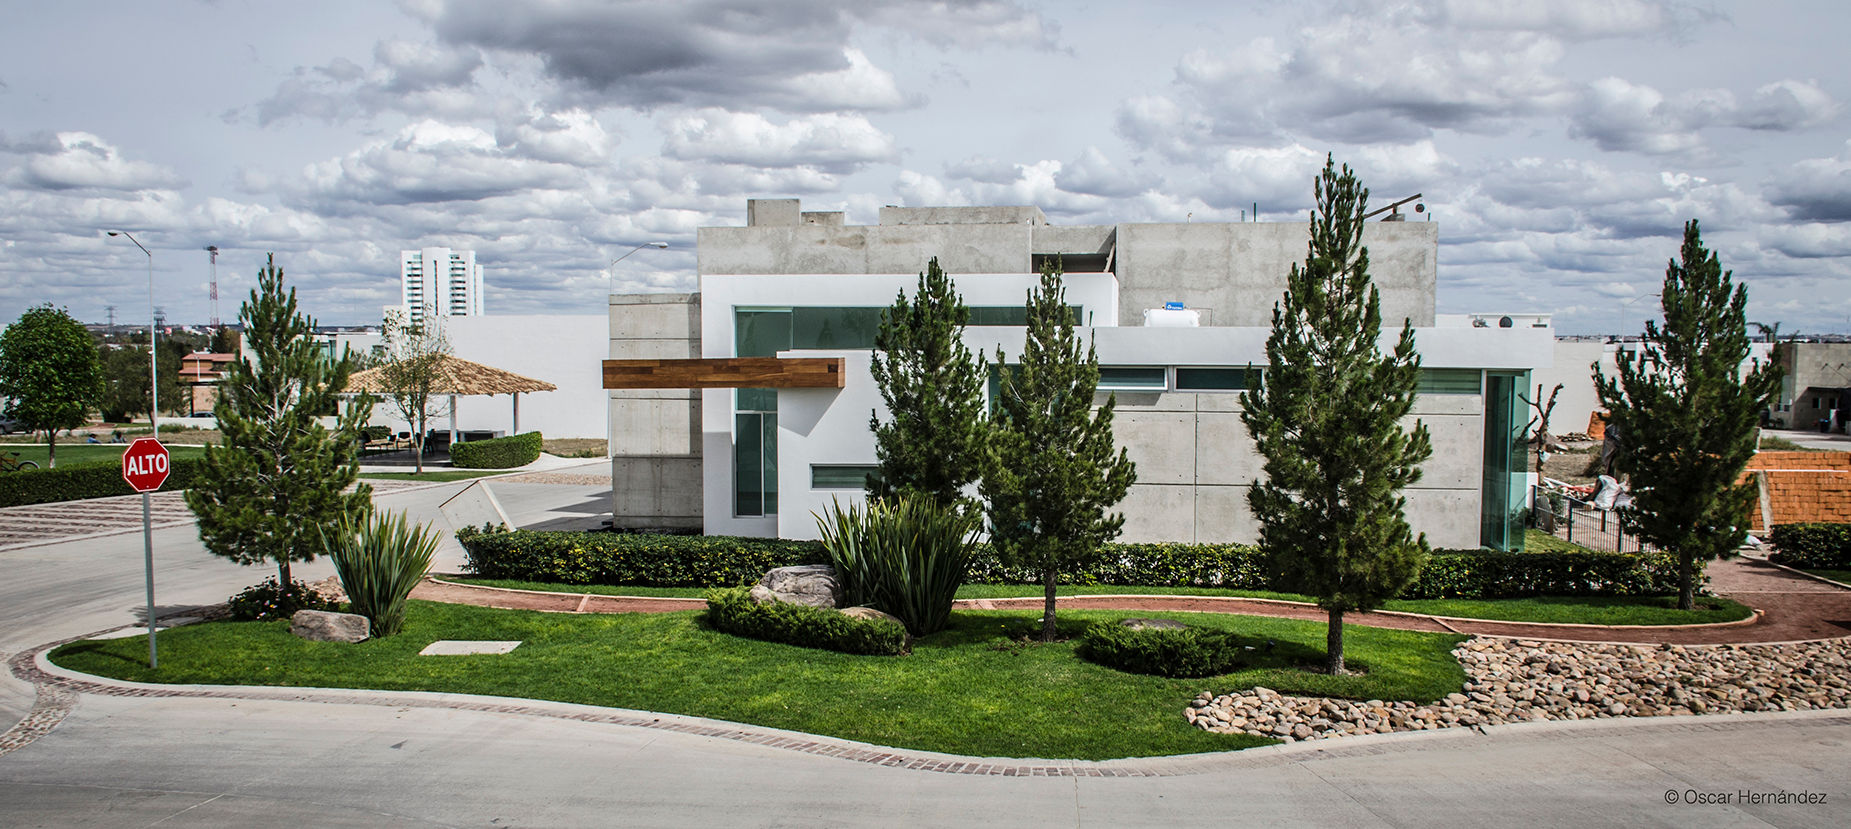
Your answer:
[1537,443,1601,485]
[542,438,606,457]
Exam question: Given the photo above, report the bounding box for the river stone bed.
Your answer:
[1186,636,1851,742]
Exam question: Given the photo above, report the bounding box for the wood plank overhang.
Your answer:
[602,357,845,389]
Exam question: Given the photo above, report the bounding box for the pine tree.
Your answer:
[186,255,373,588]
[1241,157,1432,674]
[868,257,988,508]
[1594,220,1780,610]
[982,261,1136,642]
[0,305,104,468]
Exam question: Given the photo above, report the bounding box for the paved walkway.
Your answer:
[415,555,1851,645]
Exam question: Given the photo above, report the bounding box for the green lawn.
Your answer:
[0,443,207,468]
[447,577,1752,626]
[359,469,505,482]
[1802,569,1851,585]
[52,601,1467,760]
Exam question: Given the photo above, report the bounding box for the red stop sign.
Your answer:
[122,438,171,492]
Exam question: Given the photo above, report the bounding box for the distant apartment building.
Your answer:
[400,247,484,325]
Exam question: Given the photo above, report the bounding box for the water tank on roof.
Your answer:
[1143,304,1200,327]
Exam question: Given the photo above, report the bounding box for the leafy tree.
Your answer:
[868,256,988,508]
[1240,157,1433,675]
[210,326,241,355]
[186,254,373,588]
[1594,220,1780,610]
[99,343,186,423]
[374,307,453,475]
[981,262,1136,642]
[0,305,104,468]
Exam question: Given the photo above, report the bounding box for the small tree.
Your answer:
[1241,157,1433,674]
[1594,220,1780,610]
[981,262,1136,642]
[376,307,453,475]
[1520,382,1565,471]
[0,305,104,468]
[186,254,373,588]
[868,257,988,508]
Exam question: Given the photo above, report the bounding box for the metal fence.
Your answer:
[1528,485,1656,554]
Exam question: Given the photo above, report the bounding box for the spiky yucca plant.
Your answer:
[325,511,440,637]
[815,494,982,636]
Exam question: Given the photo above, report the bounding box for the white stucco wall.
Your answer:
[440,314,608,439]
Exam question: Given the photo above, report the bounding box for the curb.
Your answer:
[1760,559,1851,591]
[14,629,1851,777]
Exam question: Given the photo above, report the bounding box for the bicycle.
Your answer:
[0,451,39,472]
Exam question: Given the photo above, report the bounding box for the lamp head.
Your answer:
[107,231,120,237]
[650,242,668,248]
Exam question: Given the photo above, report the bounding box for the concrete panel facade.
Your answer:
[608,293,703,530]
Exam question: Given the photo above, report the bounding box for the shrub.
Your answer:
[227,577,338,621]
[1079,622,1251,678]
[457,525,827,586]
[705,587,907,655]
[1768,523,1851,569]
[816,495,981,635]
[325,511,440,637]
[456,528,1688,598]
[0,456,207,508]
[450,431,543,469]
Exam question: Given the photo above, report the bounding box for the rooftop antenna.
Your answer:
[206,245,220,328]
[1364,193,1425,221]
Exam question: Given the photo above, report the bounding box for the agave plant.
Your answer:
[324,510,440,637]
[815,494,981,635]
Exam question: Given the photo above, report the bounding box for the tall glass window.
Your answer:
[1479,371,1529,551]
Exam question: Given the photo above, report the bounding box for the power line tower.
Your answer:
[106,305,117,329]
[206,245,220,328]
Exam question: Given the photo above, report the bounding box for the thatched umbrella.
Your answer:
[345,355,558,445]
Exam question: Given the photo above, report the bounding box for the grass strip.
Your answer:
[1801,568,1851,585]
[446,577,1752,626]
[52,601,1466,760]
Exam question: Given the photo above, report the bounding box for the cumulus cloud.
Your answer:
[661,109,896,172]
[250,40,486,125]
[1766,142,1851,222]
[1054,147,1151,198]
[1569,77,1837,155]
[494,108,616,167]
[293,120,583,208]
[9,132,186,192]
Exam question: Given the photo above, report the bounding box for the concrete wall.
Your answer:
[608,293,702,530]
[1783,342,1851,426]
[1113,221,1437,328]
[1533,341,1614,438]
[443,315,607,440]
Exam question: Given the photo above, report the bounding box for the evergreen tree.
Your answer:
[868,257,988,508]
[0,305,104,468]
[186,255,373,588]
[1241,157,1432,674]
[1594,220,1780,610]
[981,262,1136,641]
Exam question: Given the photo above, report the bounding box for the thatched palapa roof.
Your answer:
[344,355,557,397]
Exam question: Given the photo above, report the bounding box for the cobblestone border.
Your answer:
[13,628,1851,776]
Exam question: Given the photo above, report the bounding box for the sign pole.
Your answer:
[143,490,157,668]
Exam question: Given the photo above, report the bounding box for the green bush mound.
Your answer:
[1080,621,1259,678]
[449,431,542,469]
[705,587,907,656]
[1768,523,1851,569]
[0,455,207,508]
[459,528,1685,599]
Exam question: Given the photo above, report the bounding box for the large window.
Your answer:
[1419,369,1483,395]
[1479,371,1529,551]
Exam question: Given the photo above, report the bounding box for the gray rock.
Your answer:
[840,606,905,627]
[290,609,368,643]
[751,565,843,607]
[1120,617,1188,631]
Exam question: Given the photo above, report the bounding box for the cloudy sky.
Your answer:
[2,0,1847,335]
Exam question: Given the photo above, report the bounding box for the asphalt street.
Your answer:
[2,463,1848,827]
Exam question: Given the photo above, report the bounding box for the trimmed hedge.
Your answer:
[705,587,907,655]
[0,456,208,508]
[457,526,828,586]
[450,431,543,469]
[1079,622,1250,678]
[457,528,1690,599]
[1768,523,1851,569]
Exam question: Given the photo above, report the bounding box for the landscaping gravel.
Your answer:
[1187,636,1851,742]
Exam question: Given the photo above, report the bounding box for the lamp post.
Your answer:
[606,242,668,459]
[107,231,158,434]
[1619,292,1661,343]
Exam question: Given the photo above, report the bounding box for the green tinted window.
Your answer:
[1098,367,1168,390]
[1419,369,1482,395]
[812,465,880,489]
[1174,367,1248,391]
[736,310,793,357]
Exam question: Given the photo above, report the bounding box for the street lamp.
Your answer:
[106,231,158,434]
[606,242,668,459]
[608,241,669,295]
[1618,292,1661,343]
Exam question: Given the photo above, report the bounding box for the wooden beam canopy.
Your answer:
[602,357,845,389]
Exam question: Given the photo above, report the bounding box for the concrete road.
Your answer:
[4,465,1849,827]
